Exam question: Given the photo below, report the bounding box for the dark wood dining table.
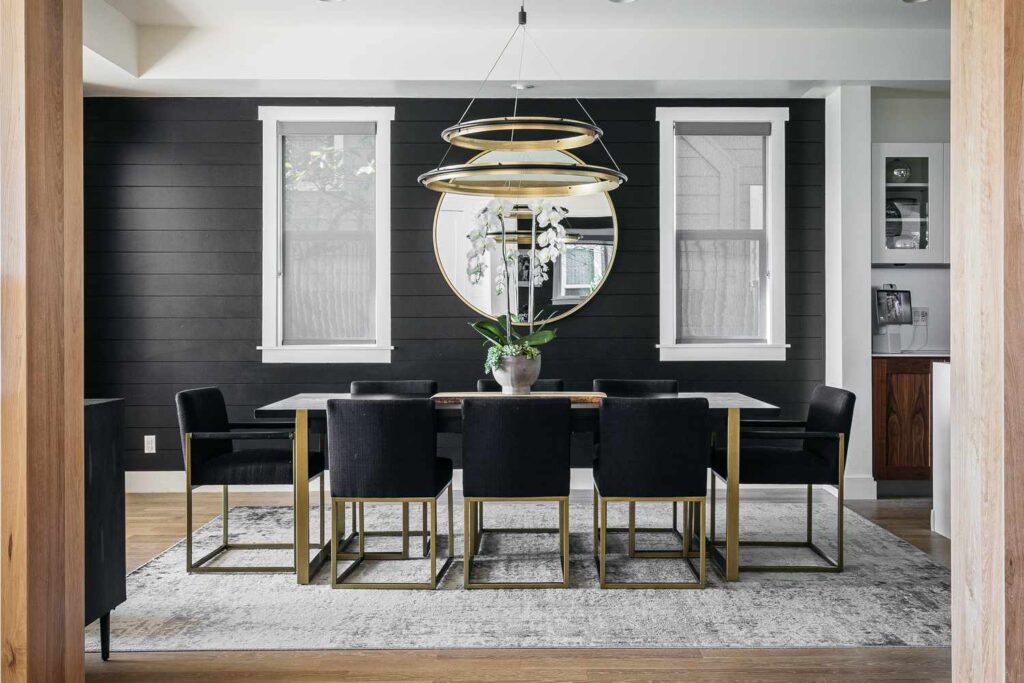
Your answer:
[255,391,779,584]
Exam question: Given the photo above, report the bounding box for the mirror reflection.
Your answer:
[433,150,617,325]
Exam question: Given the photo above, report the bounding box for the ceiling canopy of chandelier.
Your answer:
[417,4,627,198]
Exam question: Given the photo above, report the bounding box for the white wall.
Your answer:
[825,85,876,500]
[871,269,950,351]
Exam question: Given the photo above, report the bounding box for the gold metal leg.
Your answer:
[806,484,813,544]
[463,497,571,589]
[222,485,229,545]
[447,485,454,561]
[599,497,608,587]
[423,501,429,558]
[185,434,193,571]
[332,493,452,589]
[597,496,706,589]
[592,486,599,562]
[627,502,636,558]
[294,409,311,584]
[462,498,472,589]
[709,473,716,544]
[683,501,693,555]
[725,407,740,581]
[330,500,338,587]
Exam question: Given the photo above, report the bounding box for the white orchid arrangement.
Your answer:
[465,199,569,293]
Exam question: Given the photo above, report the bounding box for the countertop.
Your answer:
[872,350,950,358]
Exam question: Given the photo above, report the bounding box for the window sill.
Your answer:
[259,345,393,364]
[657,343,788,362]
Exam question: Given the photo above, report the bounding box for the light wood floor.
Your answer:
[86,491,952,682]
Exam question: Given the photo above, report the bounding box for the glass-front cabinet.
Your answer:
[872,143,949,265]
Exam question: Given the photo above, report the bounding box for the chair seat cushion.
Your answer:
[711,445,836,485]
[194,448,326,486]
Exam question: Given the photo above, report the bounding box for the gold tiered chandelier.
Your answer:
[417,3,627,198]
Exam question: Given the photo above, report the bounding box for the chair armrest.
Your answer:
[228,421,294,429]
[740,429,842,440]
[189,430,294,440]
[739,419,807,429]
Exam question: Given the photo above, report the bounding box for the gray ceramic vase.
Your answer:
[492,354,542,394]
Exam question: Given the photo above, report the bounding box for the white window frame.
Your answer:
[258,106,394,363]
[655,107,790,362]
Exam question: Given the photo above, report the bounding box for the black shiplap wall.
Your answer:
[84,97,825,471]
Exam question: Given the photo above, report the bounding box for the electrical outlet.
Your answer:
[144,434,156,454]
[912,307,929,326]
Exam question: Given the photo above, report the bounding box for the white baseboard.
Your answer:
[839,475,877,500]
[127,469,841,495]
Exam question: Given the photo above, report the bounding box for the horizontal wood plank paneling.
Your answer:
[84,97,825,470]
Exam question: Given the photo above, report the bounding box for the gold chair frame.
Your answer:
[329,485,454,589]
[463,497,570,589]
[594,489,707,589]
[184,433,328,575]
[708,433,845,573]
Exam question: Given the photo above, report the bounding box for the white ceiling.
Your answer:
[105,0,950,30]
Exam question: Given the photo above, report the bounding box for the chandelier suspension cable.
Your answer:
[436,21,523,170]
[525,30,622,173]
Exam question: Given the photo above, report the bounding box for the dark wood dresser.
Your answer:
[872,355,949,481]
[84,398,126,660]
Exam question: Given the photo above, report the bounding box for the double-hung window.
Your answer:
[259,107,394,363]
[656,107,789,361]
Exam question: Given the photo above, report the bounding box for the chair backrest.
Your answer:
[804,384,857,463]
[462,398,571,498]
[597,397,710,498]
[327,398,437,498]
[174,387,231,470]
[350,380,437,397]
[476,378,565,392]
[593,379,679,397]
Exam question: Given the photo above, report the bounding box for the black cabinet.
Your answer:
[84,398,126,660]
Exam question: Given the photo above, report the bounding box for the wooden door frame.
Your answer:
[951,0,1024,680]
[1,0,85,680]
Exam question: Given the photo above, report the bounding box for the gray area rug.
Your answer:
[85,496,950,651]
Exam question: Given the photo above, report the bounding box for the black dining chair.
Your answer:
[593,379,679,396]
[593,397,710,589]
[326,398,454,589]
[709,384,856,572]
[175,387,326,574]
[345,380,439,559]
[475,378,565,392]
[462,398,572,589]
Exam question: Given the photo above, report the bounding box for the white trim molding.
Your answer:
[258,106,395,364]
[655,107,789,362]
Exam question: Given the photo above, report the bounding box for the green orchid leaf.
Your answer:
[515,329,557,347]
[469,320,505,346]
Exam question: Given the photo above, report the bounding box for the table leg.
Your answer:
[726,407,740,581]
[294,409,310,584]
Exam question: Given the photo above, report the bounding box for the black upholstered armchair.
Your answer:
[593,397,710,589]
[462,397,572,588]
[326,398,454,589]
[709,384,856,572]
[175,387,326,574]
[476,378,565,392]
[593,379,679,396]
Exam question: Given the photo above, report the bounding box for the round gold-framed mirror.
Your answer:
[432,150,618,327]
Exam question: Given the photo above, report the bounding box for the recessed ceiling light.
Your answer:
[902,0,929,3]
[609,0,638,3]
[510,82,535,90]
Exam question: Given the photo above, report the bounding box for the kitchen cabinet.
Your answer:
[872,143,949,265]
[872,356,947,480]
